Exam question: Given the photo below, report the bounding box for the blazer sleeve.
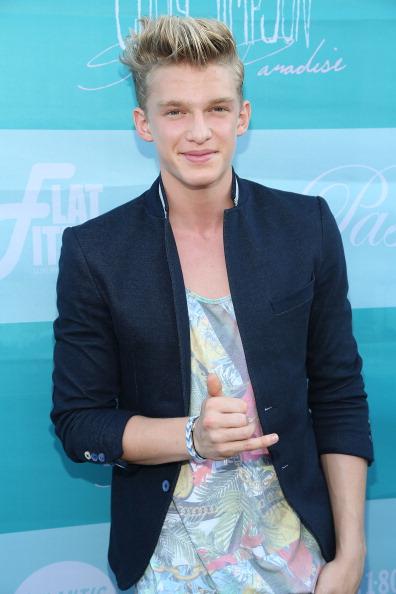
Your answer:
[307,196,374,465]
[50,226,135,465]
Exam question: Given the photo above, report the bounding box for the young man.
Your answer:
[51,16,373,594]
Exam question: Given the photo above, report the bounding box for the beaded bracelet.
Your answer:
[185,415,206,463]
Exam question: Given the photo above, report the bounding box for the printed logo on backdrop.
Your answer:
[0,163,101,281]
[303,165,396,248]
[15,561,116,594]
[78,0,346,92]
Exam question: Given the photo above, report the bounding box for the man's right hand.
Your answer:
[192,373,279,460]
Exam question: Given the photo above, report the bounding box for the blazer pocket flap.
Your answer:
[270,275,315,316]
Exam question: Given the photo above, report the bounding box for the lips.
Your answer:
[181,150,217,163]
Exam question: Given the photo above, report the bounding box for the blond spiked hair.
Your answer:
[120,16,244,111]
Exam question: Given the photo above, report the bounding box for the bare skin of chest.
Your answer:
[173,228,230,299]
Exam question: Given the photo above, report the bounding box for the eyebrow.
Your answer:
[157,97,236,108]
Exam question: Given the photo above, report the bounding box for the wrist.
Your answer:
[191,417,205,458]
[185,415,206,463]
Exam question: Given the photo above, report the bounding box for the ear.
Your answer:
[133,107,154,142]
[236,100,251,136]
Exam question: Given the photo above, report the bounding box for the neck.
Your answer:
[161,169,234,235]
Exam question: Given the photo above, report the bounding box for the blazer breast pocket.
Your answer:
[270,275,315,316]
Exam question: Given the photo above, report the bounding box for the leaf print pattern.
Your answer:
[135,290,325,593]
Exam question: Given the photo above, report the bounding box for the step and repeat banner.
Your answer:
[1,1,395,592]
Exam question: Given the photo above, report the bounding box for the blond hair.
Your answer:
[120,16,244,110]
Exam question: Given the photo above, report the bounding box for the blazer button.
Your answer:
[162,479,170,492]
[98,453,105,462]
[84,451,91,461]
[91,452,98,462]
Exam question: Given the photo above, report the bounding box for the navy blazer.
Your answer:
[51,171,374,591]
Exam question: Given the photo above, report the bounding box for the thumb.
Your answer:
[207,373,223,397]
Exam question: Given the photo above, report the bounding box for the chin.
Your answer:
[181,173,219,190]
[178,165,228,189]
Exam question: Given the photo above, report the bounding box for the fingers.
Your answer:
[217,433,279,458]
[204,395,248,417]
[221,412,252,428]
[247,433,279,450]
[206,374,248,415]
[194,411,279,460]
[209,425,278,448]
[204,411,251,430]
[207,421,257,444]
[201,374,279,459]
[206,373,223,397]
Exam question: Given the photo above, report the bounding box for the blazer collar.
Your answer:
[144,167,245,219]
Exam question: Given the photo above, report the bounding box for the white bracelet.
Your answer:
[185,415,206,463]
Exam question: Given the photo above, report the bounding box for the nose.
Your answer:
[186,112,212,144]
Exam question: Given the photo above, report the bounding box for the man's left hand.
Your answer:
[315,554,365,594]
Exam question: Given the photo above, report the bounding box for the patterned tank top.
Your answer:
[136,289,325,593]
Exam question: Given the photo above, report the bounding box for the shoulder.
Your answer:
[60,184,157,262]
[238,176,323,230]
[240,176,318,210]
[70,191,148,238]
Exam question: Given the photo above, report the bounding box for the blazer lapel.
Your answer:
[164,218,192,416]
[223,193,277,424]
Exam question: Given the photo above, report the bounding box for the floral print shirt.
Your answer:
[136,289,325,593]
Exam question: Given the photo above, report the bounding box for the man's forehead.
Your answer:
[146,63,239,110]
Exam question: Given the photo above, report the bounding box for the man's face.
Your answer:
[133,62,250,191]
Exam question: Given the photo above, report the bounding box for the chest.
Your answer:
[172,228,230,298]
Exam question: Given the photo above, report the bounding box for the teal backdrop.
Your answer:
[0,1,395,593]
